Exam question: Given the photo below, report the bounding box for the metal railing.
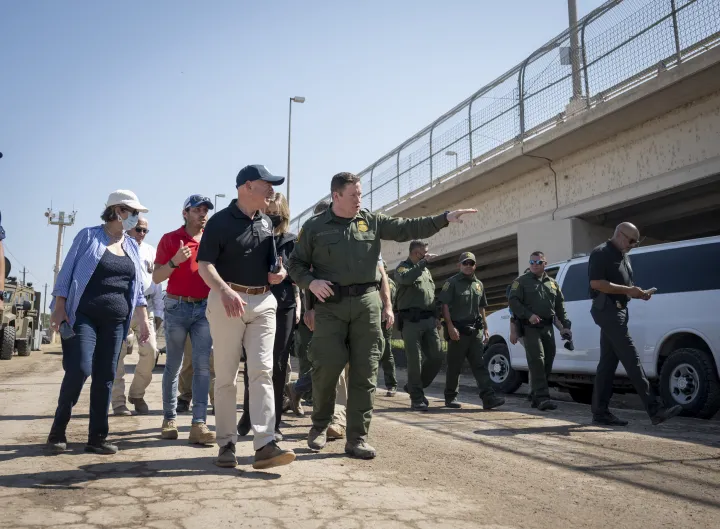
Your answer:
[291,0,720,234]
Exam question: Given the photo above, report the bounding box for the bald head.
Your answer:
[612,222,639,253]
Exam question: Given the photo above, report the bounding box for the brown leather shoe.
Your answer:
[253,442,296,470]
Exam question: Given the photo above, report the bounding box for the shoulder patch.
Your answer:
[474,282,483,294]
[442,282,450,291]
[511,280,519,290]
[397,266,408,274]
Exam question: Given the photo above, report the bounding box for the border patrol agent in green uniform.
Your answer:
[288,172,476,458]
[439,252,505,410]
[380,260,397,396]
[508,251,571,411]
[395,240,443,410]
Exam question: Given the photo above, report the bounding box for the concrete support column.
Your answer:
[516,218,612,271]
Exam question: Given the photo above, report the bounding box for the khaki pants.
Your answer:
[112,312,157,408]
[178,336,216,406]
[331,364,349,428]
[207,289,277,451]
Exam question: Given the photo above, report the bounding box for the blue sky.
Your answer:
[0,0,606,293]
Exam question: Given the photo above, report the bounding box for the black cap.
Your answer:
[236,165,285,188]
[183,194,214,210]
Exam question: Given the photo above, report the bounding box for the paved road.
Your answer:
[1,346,719,529]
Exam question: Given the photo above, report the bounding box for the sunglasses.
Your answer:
[620,231,639,245]
[119,206,140,216]
[134,228,149,234]
[529,259,547,265]
[461,260,475,266]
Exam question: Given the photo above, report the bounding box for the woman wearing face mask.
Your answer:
[46,190,152,455]
[238,192,300,440]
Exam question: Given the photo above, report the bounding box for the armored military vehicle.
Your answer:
[1,264,41,360]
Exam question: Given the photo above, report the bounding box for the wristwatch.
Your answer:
[168,259,178,269]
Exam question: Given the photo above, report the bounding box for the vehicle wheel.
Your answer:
[16,338,31,356]
[568,386,594,405]
[483,343,522,394]
[659,348,720,419]
[1,326,16,360]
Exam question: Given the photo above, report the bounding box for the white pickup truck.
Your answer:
[483,236,720,419]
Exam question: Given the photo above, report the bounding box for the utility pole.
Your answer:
[20,267,27,286]
[45,208,77,291]
[42,283,48,332]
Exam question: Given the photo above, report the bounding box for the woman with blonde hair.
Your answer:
[238,192,300,439]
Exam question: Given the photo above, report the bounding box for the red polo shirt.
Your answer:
[155,226,210,299]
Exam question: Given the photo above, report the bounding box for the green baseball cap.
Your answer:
[459,252,476,263]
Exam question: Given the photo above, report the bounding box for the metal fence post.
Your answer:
[518,60,528,138]
[670,0,682,65]
[396,150,402,203]
[581,13,591,101]
[428,128,434,187]
[467,100,474,166]
[369,165,375,211]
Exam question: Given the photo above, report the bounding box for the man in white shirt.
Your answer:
[112,216,164,415]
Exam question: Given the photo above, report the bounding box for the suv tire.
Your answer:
[1,326,16,360]
[16,338,31,357]
[483,343,522,394]
[659,348,720,419]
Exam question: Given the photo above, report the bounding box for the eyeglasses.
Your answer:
[620,231,639,245]
[529,259,547,265]
[461,260,475,266]
[134,228,149,234]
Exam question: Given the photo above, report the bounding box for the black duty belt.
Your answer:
[522,317,554,328]
[399,309,435,319]
[338,283,378,297]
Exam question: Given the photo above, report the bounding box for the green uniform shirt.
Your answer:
[508,270,571,328]
[288,207,449,290]
[394,258,436,311]
[438,272,487,322]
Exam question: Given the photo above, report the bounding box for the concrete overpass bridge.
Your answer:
[290,0,720,312]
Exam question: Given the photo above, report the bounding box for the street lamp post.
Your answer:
[445,150,458,169]
[214,193,225,211]
[286,96,305,208]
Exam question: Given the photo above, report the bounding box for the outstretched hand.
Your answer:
[446,209,477,223]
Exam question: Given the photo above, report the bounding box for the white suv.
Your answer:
[483,236,720,419]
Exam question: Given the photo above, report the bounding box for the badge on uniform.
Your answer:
[357,219,369,232]
[398,266,408,273]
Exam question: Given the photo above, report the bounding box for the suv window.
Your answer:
[561,262,590,302]
[631,242,720,294]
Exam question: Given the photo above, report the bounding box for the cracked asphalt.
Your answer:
[1,345,719,529]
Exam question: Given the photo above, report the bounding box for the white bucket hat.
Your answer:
[105,190,149,213]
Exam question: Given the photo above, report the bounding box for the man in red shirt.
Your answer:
[153,195,216,445]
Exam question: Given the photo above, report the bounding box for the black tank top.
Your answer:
[78,249,136,321]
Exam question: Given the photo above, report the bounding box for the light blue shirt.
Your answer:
[51,226,147,337]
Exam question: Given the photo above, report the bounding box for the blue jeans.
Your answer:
[162,298,212,423]
[50,311,125,442]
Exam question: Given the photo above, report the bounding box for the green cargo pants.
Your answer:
[522,325,556,402]
[444,333,495,402]
[295,321,313,379]
[309,291,384,442]
[401,317,443,404]
[380,325,397,390]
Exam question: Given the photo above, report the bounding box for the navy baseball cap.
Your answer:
[236,164,285,188]
[183,194,214,210]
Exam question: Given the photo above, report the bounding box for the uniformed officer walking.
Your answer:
[588,222,682,426]
[288,172,475,458]
[380,261,398,397]
[439,252,505,410]
[508,251,571,411]
[395,240,443,410]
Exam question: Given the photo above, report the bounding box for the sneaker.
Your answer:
[344,440,376,459]
[286,382,304,417]
[282,396,293,413]
[189,422,216,445]
[215,442,237,468]
[651,405,683,425]
[128,397,149,415]
[536,399,558,411]
[84,440,118,455]
[445,399,462,409]
[592,413,629,426]
[404,385,429,406]
[46,433,67,454]
[161,419,179,440]
[253,441,296,470]
[113,405,132,416]
[327,423,346,440]
[386,387,397,397]
[307,427,327,451]
[482,395,506,410]
[176,399,191,414]
[411,401,429,412]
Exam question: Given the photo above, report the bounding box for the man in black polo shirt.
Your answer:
[198,164,296,470]
[588,222,682,426]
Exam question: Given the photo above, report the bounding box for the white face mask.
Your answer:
[122,212,139,232]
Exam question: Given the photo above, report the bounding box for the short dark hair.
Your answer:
[101,206,119,222]
[530,251,545,258]
[409,240,427,253]
[314,199,330,214]
[331,172,361,194]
